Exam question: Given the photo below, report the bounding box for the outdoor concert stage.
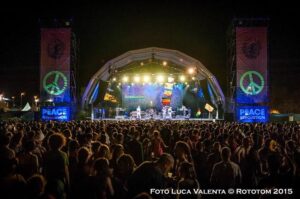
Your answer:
[82,47,225,120]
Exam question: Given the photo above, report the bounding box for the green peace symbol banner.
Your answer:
[236,27,268,103]
[40,28,71,103]
[239,71,264,95]
[43,71,68,95]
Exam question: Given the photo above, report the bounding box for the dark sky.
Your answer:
[0,0,300,110]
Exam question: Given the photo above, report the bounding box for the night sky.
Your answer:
[0,0,300,112]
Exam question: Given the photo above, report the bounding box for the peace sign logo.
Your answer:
[240,70,264,95]
[43,71,68,95]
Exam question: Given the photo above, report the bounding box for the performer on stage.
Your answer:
[136,105,141,119]
[162,106,166,119]
[101,108,105,119]
[181,105,187,116]
[167,106,172,118]
[116,106,120,116]
[149,108,154,119]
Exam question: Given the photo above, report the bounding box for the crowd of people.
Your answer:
[0,120,299,199]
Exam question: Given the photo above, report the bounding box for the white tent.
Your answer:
[21,102,31,111]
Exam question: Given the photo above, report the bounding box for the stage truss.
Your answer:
[82,47,225,110]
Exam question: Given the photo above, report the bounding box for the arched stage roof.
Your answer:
[82,47,225,108]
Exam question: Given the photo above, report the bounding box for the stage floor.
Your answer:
[89,117,223,122]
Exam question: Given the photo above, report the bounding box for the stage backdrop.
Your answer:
[40,28,71,103]
[121,83,184,111]
[236,27,268,104]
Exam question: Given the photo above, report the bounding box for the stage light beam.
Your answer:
[122,76,129,82]
[157,75,165,83]
[143,75,150,83]
[134,76,140,83]
[188,67,195,74]
[168,76,174,83]
[179,75,186,82]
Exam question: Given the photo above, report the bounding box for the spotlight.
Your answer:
[192,76,196,80]
[112,77,117,81]
[140,62,144,66]
[163,61,167,66]
[179,75,185,82]
[168,76,174,83]
[188,67,195,74]
[143,75,150,83]
[157,75,164,83]
[122,76,128,82]
[134,76,140,83]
